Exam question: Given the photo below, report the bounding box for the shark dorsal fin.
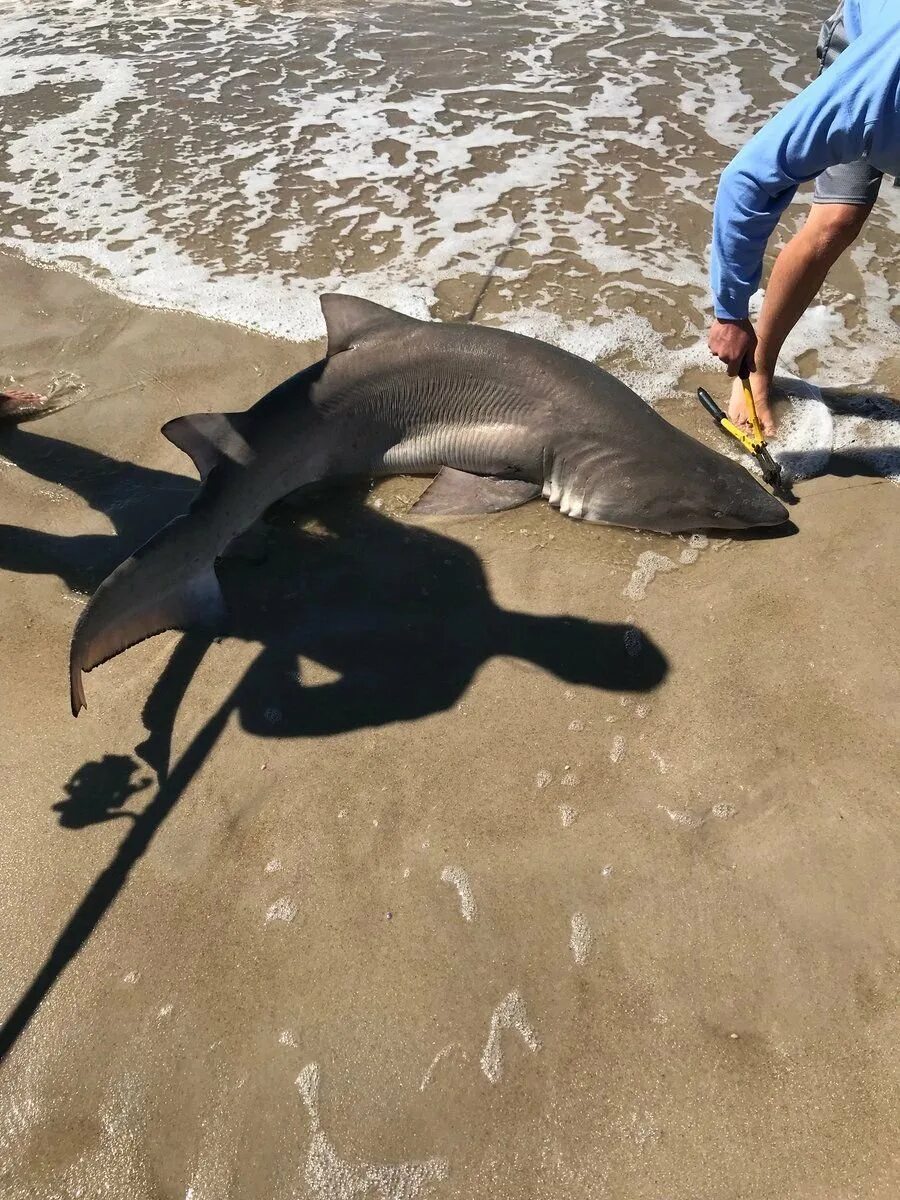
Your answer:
[320,293,418,356]
[161,413,251,481]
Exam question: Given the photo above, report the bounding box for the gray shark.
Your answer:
[69,294,787,714]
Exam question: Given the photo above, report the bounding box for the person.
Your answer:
[0,387,54,422]
[707,1,900,435]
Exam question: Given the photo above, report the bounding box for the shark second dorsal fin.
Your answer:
[319,293,419,357]
[161,413,251,481]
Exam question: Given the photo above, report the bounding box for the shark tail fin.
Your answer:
[69,520,226,716]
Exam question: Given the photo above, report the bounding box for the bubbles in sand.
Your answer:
[440,865,477,922]
[609,735,626,764]
[265,897,298,924]
[297,1063,448,1199]
[569,913,592,965]
[419,1044,466,1092]
[568,719,585,732]
[623,627,643,657]
[623,552,679,601]
[711,802,736,820]
[480,991,540,1083]
[658,805,700,828]
[264,858,282,874]
[535,769,552,789]
[617,1108,661,1151]
[678,533,709,565]
[559,805,577,827]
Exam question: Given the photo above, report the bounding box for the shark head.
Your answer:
[637,455,790,533]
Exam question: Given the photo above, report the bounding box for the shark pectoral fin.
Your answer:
[409,468,541,516]
[69,563,227,716]
[161,413,250,480]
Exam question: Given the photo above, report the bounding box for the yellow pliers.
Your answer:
[697,378,785,493]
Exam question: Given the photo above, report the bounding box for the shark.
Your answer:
[69,294,787,713]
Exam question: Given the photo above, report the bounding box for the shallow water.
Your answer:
[1,0,897,403]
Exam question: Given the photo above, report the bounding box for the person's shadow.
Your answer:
[224,492,665,735]
[51,755,151,828]
[136,486,667,775]
[0,425,667,1061]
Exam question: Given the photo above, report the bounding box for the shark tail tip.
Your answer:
[69,654,87,717]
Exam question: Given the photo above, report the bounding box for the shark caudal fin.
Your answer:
[69,519,226,716]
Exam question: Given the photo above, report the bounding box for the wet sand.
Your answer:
[1,251,898,1197]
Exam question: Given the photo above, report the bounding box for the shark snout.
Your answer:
[709,471,789,529]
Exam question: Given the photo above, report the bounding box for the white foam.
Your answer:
[265,897,298,924]
[297,1064,448,1198]
[480,991,540,1083]
[419,1044,466,1092]
[772,375,900,484]
[0,0,893,552]
[623,552,678,601]
[2,0,894,407]
[658,805,700,828]
[440,866,477,922]
[569,913,592,965]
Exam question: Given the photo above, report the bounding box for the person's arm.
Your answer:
[709,18,900,369]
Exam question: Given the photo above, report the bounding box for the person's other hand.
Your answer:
[708,318,757,378]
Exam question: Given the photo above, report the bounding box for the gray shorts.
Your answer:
[812,3,883,206]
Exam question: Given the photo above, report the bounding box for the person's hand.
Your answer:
[708,318,758,378]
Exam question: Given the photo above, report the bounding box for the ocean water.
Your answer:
[0,0,897,405]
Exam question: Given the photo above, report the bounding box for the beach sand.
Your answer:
[1,250,898,1198]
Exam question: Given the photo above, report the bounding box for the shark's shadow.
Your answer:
[0,426,667,1061]
[0,424,195,592]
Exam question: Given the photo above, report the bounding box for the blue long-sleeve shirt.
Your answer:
[710,0,900,320]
